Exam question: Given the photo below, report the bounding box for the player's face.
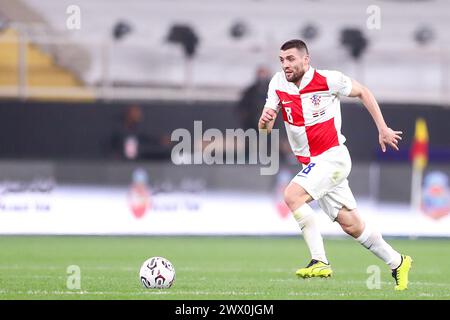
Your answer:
[279,48,309,85]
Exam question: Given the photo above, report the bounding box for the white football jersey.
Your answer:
[264,66,353,164]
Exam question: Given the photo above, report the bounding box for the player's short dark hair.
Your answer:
[280,39,309,55]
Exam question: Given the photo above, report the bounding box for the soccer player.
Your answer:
[258,39,412,290]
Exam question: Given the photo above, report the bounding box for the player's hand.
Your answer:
[258,108,277,128]
[379,127,403,152]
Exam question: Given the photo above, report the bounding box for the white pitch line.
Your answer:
[0,265,137,272]
[0,290,270,296]
[2,289,450,298]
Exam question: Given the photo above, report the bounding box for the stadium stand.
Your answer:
[0,0,449,103]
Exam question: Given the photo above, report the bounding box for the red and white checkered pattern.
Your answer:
[264,66,353,164]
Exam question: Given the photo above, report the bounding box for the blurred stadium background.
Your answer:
[0,0,449,299]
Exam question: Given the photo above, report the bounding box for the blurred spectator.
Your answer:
[111,104,172,160]
[236,65,271,131]
[235,66,295,164]
[235,66,270,161]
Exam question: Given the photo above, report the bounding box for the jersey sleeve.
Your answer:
[263,73,281,111]
[326,70,353,97]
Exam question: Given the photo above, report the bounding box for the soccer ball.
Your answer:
[139,256,176,289]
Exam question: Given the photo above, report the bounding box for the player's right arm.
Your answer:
[258,73,280,133]
[258,107,278,133]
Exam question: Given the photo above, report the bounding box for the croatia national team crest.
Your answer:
[311,94,321,107]
[311,94,325,118]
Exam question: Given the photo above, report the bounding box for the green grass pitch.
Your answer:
[0,236,449,299]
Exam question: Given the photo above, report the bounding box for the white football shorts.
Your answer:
[291,145,357,221]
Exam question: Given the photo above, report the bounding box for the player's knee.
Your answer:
[283,190,296,211]
[284,185,309,212]
[342,224,359,237]
[338,209,364,238]
[341,218,364,238]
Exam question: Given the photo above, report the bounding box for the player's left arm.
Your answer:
[348,79,403,152]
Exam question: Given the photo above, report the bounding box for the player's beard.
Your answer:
[285,68,305,84]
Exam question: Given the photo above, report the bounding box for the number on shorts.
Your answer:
[301,162,316,175]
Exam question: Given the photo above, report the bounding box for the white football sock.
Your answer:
[293,203,328,264]
[356,225,402,269]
